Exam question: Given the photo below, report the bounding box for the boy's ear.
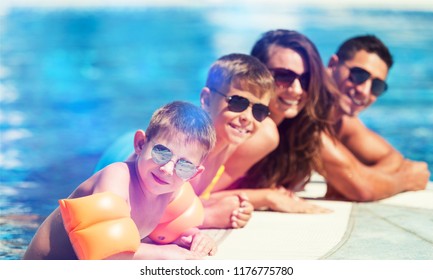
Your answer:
[200,87,211,111]
[134,130,147,155]
[187,165,205,181]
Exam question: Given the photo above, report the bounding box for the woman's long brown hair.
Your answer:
[240,30,338,189]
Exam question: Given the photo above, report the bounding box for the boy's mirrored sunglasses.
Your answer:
[151,143,198,180]
[342,63,388,97]
[269,68,310,91]
[210,88,270,122]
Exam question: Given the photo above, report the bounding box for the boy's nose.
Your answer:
[159,160,175,176]
[239,106,254,123]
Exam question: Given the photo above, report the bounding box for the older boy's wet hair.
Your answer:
[146,101,216,161]
[205,53,274,99]
[336,34,393,69]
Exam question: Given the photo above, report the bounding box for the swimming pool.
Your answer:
[1,5,432,259]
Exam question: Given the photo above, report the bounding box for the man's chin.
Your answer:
[339,106,358,117]
[345,107,361,117]
[340,101,365,117]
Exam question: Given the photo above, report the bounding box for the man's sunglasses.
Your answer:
[151,143,198,180]
[342,63,388,97]
[210,88,270,122]
[269,68,310,91]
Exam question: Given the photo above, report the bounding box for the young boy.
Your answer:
[194,53,275,228]
[23,101,217,260]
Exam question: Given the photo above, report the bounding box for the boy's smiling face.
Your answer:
[134,131,205,196]
[202,85,271,147]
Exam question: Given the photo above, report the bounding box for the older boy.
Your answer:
[194,53,275,228]
[23,101,217,260]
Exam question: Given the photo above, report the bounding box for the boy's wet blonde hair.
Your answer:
[205,53,274,99]
[146,101,216,161]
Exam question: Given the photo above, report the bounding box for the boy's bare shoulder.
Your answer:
[260,117,279,146]
[246,117,279,152]
[229,118,279,163]
[100,161,131,174]
[89,162,133,195]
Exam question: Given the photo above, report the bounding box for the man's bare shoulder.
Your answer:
[320,132,352,165]
[338,116,368,140]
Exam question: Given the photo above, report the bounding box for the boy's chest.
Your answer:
[131,201,167,239]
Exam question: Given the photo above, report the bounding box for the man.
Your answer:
[322,35,430,201]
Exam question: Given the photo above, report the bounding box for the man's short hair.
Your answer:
[336,34,393,69]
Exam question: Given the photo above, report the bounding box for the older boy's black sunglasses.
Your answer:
[342,63,388,97]
[209,88,270,122]
[269,68,310,91]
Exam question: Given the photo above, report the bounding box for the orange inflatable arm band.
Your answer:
[149,182,204,244]
[59,192,141,260]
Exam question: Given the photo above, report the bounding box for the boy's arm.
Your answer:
[106,243,206,260]
[200,193,253,229]
[175,229,217,256]
[23,208,77,260]
[209,188,330,213]
[133,229,217,259]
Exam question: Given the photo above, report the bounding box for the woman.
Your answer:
[205,30,339,213]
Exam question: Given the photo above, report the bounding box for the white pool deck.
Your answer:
[204,175,433,260]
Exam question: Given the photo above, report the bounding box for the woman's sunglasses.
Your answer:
[269,68,310,91]
[210,88,270,122]
[342,63,388,97]
[151,143,198,180]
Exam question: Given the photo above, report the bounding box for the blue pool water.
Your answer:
[1,5,432,259]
